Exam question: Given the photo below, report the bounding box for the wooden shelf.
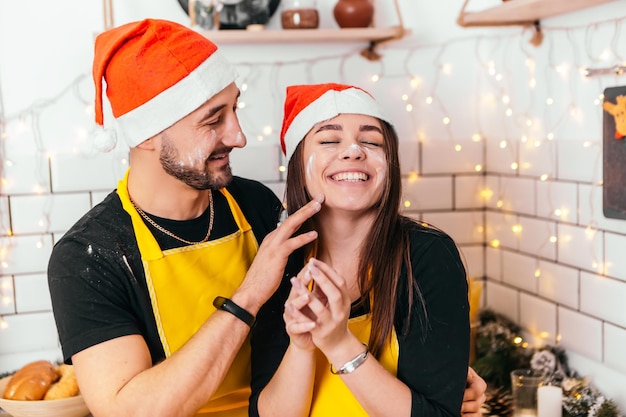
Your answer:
[458,0,619,27]
[196,26,407,45]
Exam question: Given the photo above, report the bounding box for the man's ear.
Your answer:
[136,136,157,151]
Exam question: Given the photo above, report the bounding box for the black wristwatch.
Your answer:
[212,296,256,327]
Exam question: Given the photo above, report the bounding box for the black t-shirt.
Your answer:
[48,176,282,365]
[249,221,470,417]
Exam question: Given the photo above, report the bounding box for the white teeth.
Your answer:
[331,172,369,181]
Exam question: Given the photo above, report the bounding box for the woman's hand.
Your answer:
[284,270,317,351]
[300,258,354,354]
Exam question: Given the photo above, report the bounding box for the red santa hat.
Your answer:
[280,83,390,161]
[91,19,237,152]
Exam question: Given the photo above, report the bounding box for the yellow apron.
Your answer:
[118,170,257,417]
[309,312,400,416]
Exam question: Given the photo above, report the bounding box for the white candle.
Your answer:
[538,385,562,417]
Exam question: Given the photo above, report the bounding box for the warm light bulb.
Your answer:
[241,83,248,91]
[511,162,518,170]
[408,172,419,182]
[263,126,273,135]
[496,200,503,208]
[472,133,482,142]
[540,174,549,181]
[401,94,409,101]
[547,133,555,140]
[512,224,522,234]
[549,236,557,243]
[529,78,536,89]
[505,108,513,117]
[546,97,554,105]
[474,165,482,172]
[278,165,286,172]
[410,77,421,89]
[405,104,413,112]
[502,95,510,104]
[454,145,462,152]
[499,140,507,149]
[425,96,433,104]
[442,117,450,125]
[495,73,503,81]
[490,240,500,248]
[403,200,411,208]
[534,269,541,278]
[237,102,246,109]
[480,189,494,199]
[257,135,264,142]
[441,63,452,74]
[371,74,380,82]
[554,209,562,217]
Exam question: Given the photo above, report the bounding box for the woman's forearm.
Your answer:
[257,344,316,417]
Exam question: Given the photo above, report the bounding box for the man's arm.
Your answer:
[462,367,487,417]
[73,196,323,417]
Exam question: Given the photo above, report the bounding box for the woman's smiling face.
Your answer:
[302,113,387,214]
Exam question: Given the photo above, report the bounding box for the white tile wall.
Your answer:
[485,280,519,322]
[580,271,626,328]
[1,235,53,275]
[536,260,579,310]
[455,175,485,209]
[0,276,15,315]
[459,245,484,280]
[604,323,626,375]
[604,232,626,281]
[10,193,91,234]
[558,307,603,362]
[421,139,483,174]
[401,176,453,211]
[518,216,557,260]
[578,184,626,235]
[230,144,282,182]
[0,196,9,233]
[485,246,502,281]
[50,152,127,192]
[535,180,577,223]
[483,175,500,210]
[486,138,518,175]
[499,176,535,216]
[519,139,557,178]
[14,273,52,313]
[519,293,558,345]
[0,312,59,355]
[501,250,538,293]
[485,211,519,250]
[398,138,420,175]
[1,153,51,195]
[421,211,484,245]
[557,140,601,183]
[557,223,603,273]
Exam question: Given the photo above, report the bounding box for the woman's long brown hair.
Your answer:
[285,120,426,358]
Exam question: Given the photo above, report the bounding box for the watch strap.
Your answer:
[213,296,255,327]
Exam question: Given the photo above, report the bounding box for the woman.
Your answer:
[250,83,473,416]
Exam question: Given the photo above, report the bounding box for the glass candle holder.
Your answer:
[510,369,544,417]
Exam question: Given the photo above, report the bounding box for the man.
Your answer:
[47,19,485,417]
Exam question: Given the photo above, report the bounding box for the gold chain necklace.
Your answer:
[129,191,214,245]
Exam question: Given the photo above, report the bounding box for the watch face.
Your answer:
[177,0,281,30]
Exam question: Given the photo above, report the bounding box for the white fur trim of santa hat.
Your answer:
[280,84,390,161]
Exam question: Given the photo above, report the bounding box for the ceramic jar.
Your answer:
[281,0,319,29]
[333,0,374,28]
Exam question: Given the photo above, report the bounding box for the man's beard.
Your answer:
[159,134,233,190]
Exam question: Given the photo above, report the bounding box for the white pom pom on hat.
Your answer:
[90,18,237,152]
[279,83,391,162]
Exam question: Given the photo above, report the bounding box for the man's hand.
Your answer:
[233,195,324,314]
[462,367,487,416]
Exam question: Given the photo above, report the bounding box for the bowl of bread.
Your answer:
[0,360,90,417]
